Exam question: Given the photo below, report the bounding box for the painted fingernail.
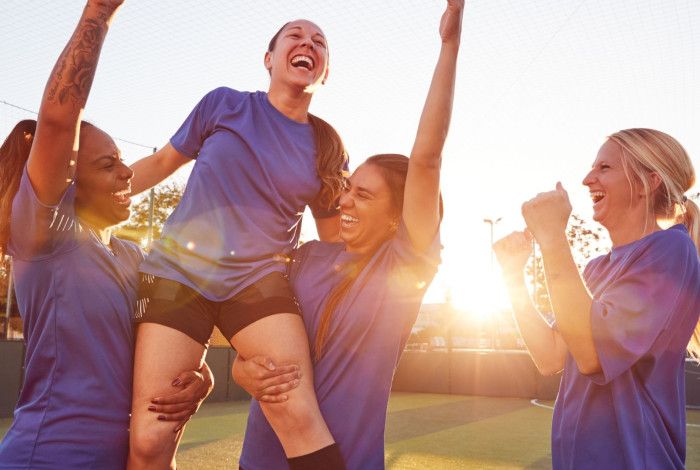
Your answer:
[157,415,166,421]
[172,378,181,386]
[148,405,156,411]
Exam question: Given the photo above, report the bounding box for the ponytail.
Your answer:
[0,120,37,257]
[308,113,347,211]
[681,197,700,359]
[314,253,373,361]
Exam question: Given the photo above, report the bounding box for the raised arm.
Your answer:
[493,231,568,375]
[28,0,123,205]
[521,183,601,375]
[403,0,463,251]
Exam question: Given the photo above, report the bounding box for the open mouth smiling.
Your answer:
[291,54,314,70]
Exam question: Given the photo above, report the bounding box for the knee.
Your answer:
[129,421,175,467]
[261,395,318,436]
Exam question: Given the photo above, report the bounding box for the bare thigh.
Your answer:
[231,313,333,456]
[129,323,206,467]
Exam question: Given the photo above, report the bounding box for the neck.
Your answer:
[267,85,312,123]
[90,224,112,245]
[607,211,660,247]
[77,210,112,245]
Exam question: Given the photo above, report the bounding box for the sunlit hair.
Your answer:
[608,128,700,358]
[314,154,443,360]
[267,21,346,213]
[0,120,95,258]
[0,120,37,257]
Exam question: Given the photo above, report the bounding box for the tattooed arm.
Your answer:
[27,0,124,205]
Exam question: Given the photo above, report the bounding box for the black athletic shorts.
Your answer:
[135,271,301,347]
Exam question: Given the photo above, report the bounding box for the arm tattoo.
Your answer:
[46,10,109,109]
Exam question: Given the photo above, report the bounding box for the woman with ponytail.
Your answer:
[126,16,349,470]
[494,128,700,469]
[233,2,463,468]
[0,2,211,467]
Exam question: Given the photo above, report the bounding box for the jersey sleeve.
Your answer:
[588,233,700,384]
[170,87,240,159]
[377,221,442,318]
[8,166,78,260]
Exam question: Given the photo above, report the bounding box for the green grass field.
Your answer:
[3,392,700,469]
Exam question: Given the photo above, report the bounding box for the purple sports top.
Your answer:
[0,169,143,469]
[552,225,700,470]
[140,88,338,301]
[240,223,441,469]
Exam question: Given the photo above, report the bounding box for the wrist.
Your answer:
[535,231,568,252]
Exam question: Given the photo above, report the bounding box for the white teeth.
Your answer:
[341,214,358,223]
[590,191,605,203]
[291,55,314,69]
[113,188,131,196]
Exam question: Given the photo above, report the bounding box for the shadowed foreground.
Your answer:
[2,392,700,469]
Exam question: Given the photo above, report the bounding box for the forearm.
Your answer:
[539,235,600,373]
[409,42,459,167]
[40,2,118,127]
[129,144,187,195]
[503,271,565,375]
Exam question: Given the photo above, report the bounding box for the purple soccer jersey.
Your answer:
[0,169,143,469]
[552,225,700,469]
[240,223,441,469]
[140,87,338,301]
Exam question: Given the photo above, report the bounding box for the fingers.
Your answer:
[150,405,197,423]
[248,360,299,382]
[148,401,197,415]
[251,355,277,371]
[152,379,205,406]
[171,370,202,388]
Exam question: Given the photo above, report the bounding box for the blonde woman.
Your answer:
[494,128,700,469]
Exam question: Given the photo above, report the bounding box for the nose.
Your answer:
[299,35,315,50]
[119,162,134,181]
[582,169,595,187]
[339,190,353,209]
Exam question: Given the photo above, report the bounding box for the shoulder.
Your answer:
[114,238,145,264]
[637,225,695,260]
[200,87,251,109]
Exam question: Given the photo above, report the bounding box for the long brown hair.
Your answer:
[0,120,37,257]
[268,22,347,212]
[313,154,443,360]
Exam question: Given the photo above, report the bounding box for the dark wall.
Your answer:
[4,345,700,418]
[0,341,24,418]
[392,349,561,400]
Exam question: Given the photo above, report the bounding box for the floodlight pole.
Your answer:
[146,147,157,250]
[483,217,502,272]
[483,217,502,349]
[4,257,14,339]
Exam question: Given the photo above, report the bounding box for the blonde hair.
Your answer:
[608,128,700,358]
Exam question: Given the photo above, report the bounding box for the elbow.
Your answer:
[412,155,442,171]
[535,359,564,377]
[37,116,77,135]
[574,357,602,376]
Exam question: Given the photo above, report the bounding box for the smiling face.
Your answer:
[582,139,650,231]
[339,163,399,255]
[265,20,329,93]
[74,125,133,230]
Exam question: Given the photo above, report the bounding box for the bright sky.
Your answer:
[2,0,699,310]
